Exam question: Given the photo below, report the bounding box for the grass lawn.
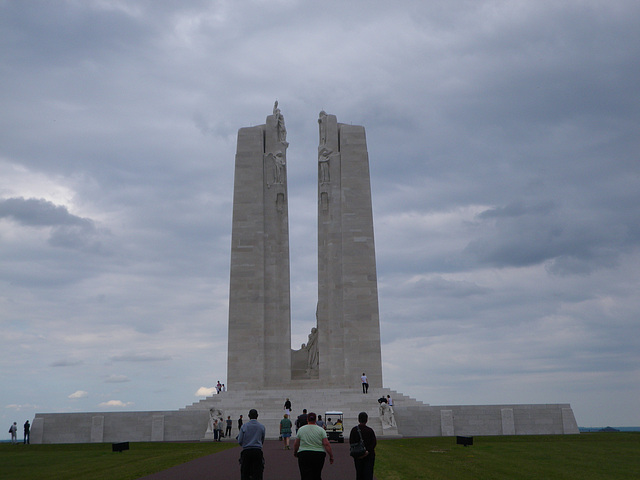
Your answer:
[0,441,236,480]
[375,433,640,480]
[1,433,638,479]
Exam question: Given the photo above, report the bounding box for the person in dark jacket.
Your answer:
[349,411,377,480]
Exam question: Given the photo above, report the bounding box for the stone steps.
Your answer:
[181,387,417,439]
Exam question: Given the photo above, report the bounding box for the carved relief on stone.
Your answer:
[318,146,331,184]
[206,408,224,433]
[276,193,284,213]
[379,402,396,429]
[265,151,286,186]
[321,192,329,211]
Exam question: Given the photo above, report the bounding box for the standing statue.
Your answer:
[306,327,319,374]
[318,147,332,184]
[273,100,288,144]
[273,151,285,184]
[318,110,328,145]
[265,151,286,185]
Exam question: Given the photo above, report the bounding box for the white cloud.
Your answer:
[68,391,88,399]
[195,387,216,397]
[98,400,134,408]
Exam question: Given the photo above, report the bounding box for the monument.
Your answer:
[227,101,293,390]
[29,104,579,443]
[227,105,383,391]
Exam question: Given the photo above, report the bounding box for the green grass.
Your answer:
[374,433,640,480]
[0,441,237,480]
[2,434,638,480]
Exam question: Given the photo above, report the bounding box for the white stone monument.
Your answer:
[227,106,383,391]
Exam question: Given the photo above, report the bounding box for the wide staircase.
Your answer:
[181,387,427,440]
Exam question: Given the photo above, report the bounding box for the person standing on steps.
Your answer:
[238,409,266,480]
[361,373,369,394]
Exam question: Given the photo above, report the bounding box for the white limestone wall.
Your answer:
[393,403,579,437]
[227,114,292,391]
[317,115,383,389]
[31,410,209,444]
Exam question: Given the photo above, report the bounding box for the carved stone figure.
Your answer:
[379,402,396,429]
[207,408,224,433]
[318,147,332,184]
[318,110,328,145]
[266,151,286,185]
[273,101,287,144]
[273,151,285,184]
[306,327,319,373]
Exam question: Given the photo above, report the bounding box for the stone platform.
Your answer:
[30,387,578,443]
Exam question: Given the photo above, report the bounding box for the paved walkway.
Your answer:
[137,439,377,479]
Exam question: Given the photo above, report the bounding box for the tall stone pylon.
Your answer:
[227,102,291,390]
[317,112,383,389]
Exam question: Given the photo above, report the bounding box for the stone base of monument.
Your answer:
[29,388,578,444]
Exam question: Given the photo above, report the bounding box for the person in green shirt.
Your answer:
[280,413,293,450]
[293,412,333,479]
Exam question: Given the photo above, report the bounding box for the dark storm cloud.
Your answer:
[0,197,91,227]
[1,0,639,429]
[109,353,172,363]
[50,359,84,367]
[0,197,109,254]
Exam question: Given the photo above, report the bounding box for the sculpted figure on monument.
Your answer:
[318,110,327,145]
[266,151,286,185]
[306,327,319,374]
[318,147,331,184]
[273,100,288,144]
[207,408,224,433]
[379,402,396,429]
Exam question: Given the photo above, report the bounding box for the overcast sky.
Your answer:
[2,0,639,432]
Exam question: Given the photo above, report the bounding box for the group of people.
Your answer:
[237,402,377,480]
[8,420,29,445]
[215,380,226,394]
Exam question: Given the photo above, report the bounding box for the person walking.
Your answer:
[238,409,266,480]
[296,409,308,433]
[280,413,292,450]
[349,412,377,480]
[238,414,244,432]
[293,412,334,480]
[284,398,292,415]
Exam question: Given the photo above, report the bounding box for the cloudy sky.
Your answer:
[2,0,639,432]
